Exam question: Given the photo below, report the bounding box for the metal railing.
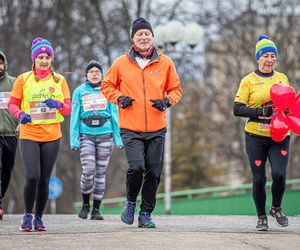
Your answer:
[74,178,300,209]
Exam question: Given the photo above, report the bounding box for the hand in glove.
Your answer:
[150,98,172,111]
[43,98,63,109]
[118,96,135,109]
[256,106,273,117]
[18,112,32,124]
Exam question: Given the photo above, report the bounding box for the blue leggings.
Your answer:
[245,132,290,216]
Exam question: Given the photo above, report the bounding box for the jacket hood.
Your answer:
[0,51,8,69]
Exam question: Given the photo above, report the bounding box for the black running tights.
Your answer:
[245,133,290,216]
[20,139,60,217]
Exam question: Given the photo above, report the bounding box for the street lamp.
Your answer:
[154,21,203,214]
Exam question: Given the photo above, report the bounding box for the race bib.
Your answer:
[82,93,107,112]
[0,92,10,109]
[29,101,57,121]
[259,123,270,131]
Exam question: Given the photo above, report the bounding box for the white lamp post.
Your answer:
[184,23,203,48]
[154,21,203,215]
[164,20,185,45]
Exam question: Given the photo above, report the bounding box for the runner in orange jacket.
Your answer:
[101,17,182,228]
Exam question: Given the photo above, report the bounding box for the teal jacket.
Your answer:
[70,81,123,149]
[0,51,18,136]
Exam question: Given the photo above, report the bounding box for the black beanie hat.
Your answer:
[131,17,154,38]
[86,60,103,75]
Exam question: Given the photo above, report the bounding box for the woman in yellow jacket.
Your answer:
[234,35,290,231]
[101,17,182,228]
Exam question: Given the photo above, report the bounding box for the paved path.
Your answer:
[1,215,299,250]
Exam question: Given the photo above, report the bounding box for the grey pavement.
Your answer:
[0,215,300,250]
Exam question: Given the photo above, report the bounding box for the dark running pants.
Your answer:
[20,139,60,217]
[245,132,290,216]
[0,136,17,208]
[121,128,167,213]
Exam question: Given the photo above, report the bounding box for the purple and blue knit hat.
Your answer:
[31,37,54,61]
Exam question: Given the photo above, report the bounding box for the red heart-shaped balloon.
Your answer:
[271,132,286,142]
[270,84,295,111]
[286,113,300,135]
[270,112,289,142]
[289,93,300,115]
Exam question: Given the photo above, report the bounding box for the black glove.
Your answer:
[256,106,273,117]
[118,96,135,109]
[150,98,172,111]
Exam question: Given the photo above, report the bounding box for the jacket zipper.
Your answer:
[141,70,147,132]
[141,59,161,132]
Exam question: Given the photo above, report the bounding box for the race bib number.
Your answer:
[29,101,57,121]
[0,92,10,109]
[82,93,107,112]
[259,123,270,131]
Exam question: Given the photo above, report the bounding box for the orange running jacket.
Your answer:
[101,48,182,132]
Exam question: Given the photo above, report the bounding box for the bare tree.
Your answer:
[1,0,300,213]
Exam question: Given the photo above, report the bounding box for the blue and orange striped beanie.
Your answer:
[255,35,277,61]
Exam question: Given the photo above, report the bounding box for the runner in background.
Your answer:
[70,60,123,220]
[0,51,18,220]
[8,37,71,231]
